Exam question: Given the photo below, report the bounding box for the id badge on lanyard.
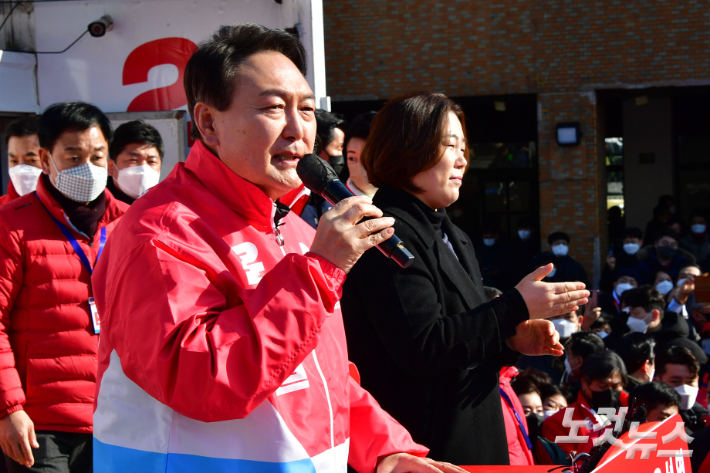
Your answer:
[37,194,106,333]
[89,297,100,334]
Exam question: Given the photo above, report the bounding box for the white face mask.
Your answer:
[483,238,496,247]
[646,366,655,382]
[702,339,710,355]
[552,244,569,256]
[564,357,574,376]
[48,153,107,203]
[116,164,160,199]
[677,278,688,288]
[615,282,634,298]
[656,280,674,296]
[553,318,577,339]
[518,230,531,240]
[674,384,699,411]
[692,224,707,234]
[626,314,650,333]
[547,267,557,278]
[623,243,640,255]
[595,330,609,340]
[9,164,42,196]
[543,409,558,420]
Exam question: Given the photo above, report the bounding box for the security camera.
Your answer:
[88,16,113,38]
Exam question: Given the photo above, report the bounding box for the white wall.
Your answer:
[622,96,674,231]
[0,51,38,113]
[31,0,325,113]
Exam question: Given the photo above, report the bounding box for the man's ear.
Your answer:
[652,309,661,322]
[193,103,219,148]
[108,159,118,179]
[39,148,52,175]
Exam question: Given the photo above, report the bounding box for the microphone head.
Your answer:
[635,406,648,418]
[297,154,339,196]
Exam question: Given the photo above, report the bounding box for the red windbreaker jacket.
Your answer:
[91,141,427,473]
[0,177,126,432]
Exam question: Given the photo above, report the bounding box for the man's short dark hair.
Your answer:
[184,23,307,141]
[315,109,346,150]
[38,102,112,152]
[655,346,700,379]
[614,267,641,284]
[616,332,655,375]
[517,216,535,230]
[580,351,628,386]
[109,120,164,161]
[5,116,39,148]
[624,227,643,241]
[547,231,570,246]
[624,285,666,317]
[655,228,679,243]
[567,331,606,359]
[629,382,682,412]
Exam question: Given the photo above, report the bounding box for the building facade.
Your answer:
[323,0,710,285]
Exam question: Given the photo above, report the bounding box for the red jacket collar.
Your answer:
[36,173,125,238]
[6,182,20,200]
[575,389,630,415]
[184,140,276,232]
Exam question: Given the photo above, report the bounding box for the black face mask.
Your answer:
[589,388,621,411]
[525,412,544,439]
[328,155,345,176]
[658,245,677,259]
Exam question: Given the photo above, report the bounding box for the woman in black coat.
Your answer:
[340,91,589,466]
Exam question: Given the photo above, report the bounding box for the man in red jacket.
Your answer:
[91,24,463,473]
[541,351,629,457]
[0,117,42,207]
[0,102,127,472]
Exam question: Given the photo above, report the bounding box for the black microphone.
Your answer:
[297,154,415,269]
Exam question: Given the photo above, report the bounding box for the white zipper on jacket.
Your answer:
[311,350,336,464]
[271,203,286,256]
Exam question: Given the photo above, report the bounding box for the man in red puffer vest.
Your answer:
[0,102,127,472]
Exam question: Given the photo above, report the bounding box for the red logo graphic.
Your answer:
[123,37,197,112]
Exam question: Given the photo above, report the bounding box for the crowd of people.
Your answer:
[301,98,710,471]
[0,22,707,473]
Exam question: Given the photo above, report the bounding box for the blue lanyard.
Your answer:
[500,388,533,450]
[36,194,106,274]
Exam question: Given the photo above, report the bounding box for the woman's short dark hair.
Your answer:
[511,378,540,398]
[109,120,164,161]
[184,23,307,141]
[515,367,552,388]
[580,351,628,386]
[539,383,570,405]
[5,116,39,147]
[361,91,467,194]
[344,111,377,150]
[38,102,113,152]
